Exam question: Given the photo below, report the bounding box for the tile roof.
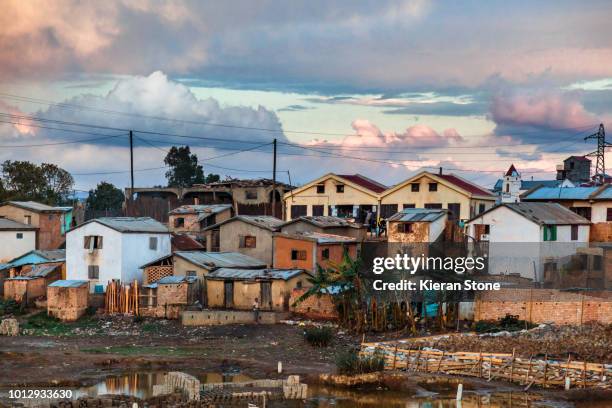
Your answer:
[77,217,169,233]
[49,280,88,288]
[204,215,284,232]
[169,204,232,216]
[437,174,495,197]
[3,201,70,213]
[387,208,448,222]
[471,202,590,225]
[0,217,37,230]
[175,251,266,269]
[207,268,307,281]
[337,174,387,193]
[282,216,365,229]
[277,231,357,244]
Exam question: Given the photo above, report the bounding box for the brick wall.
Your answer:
[38,212,65,249]
[591,222,612,242]
[47,285,89,321]
[475,289,612,324]
[289,288,338,320]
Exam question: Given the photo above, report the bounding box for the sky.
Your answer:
[1,0,612,193]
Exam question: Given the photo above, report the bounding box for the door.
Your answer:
[260,281,272,310]
[211,229,220,252]
[447,203,461,221]
[224,281,234,308]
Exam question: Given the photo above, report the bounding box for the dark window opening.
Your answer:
[312,205,324,216]
[403,204,415,209]
[322,248,330,259]
[398,223,413,233]
[88,265,99,279]
[239,235,257,248]
[478,203,486,214]
[290,205,307,219]
[84,235,103,249]
[316,184,325,194]
[291,249,307,261]
[245,190,258,200]
[411,183,420,192]
[448,203,461,221]
[428,183,438,192]
[607,208,612,222]
[570,206,591,221]
[174,217,185,228]
[149,237,158,250]
[424,203,443,209]
[336,184,345,193]
[571,225,578,241]
[16,233,23,239]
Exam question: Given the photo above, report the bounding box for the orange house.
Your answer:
[273,232,358,272]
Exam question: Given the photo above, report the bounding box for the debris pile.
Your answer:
[0,318,19,336]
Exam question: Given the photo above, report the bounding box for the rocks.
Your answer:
[0,318,19,336]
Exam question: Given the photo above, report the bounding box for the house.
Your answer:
[466,202,590,281]
[0,249,65,299]
[205,268,310,311]
[141,276,199,319]
[66,217,171,292]
[140,251,267,306]
[387,208,448,243]
[493,164,571,203]
[168,204,233,234]
[4,263,63,304]
[47,280,90,321]
[379,170,496,222]
[280,216,367,240]
[283,173,386,222]
[556,156,592,185]
[0,201,74,249]
[202,215,284,265]
[0,217,37,262]
[273,232,358,272]
[127,178,294,222]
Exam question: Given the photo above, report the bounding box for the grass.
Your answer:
[475,314,536,333]
[0,299,25,316]
[21,311,99,336]
[335,348,385,375]
[304,326,334,347]
[81,345,204,356]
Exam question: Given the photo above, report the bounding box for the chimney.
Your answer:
[439,167,443,175]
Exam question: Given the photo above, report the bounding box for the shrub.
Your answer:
[475,314,535,333]
[0,299,23,316]
[304,326,333,347]
[335,348,385,375]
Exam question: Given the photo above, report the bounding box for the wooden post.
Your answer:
[525,355,533,385]
[392,344,398,370]
[510,348,515,383]
[582,361,587,388]
[543,353,548,387]
[437,351,445,372]
[564,355,571,389]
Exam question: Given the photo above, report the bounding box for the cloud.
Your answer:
[277,104,313,112]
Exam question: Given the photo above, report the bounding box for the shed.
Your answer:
[3,262,63,304]
[140,276,199,319]
[47,280,89,321]
[206,268,310,311]
[387,208,448,243]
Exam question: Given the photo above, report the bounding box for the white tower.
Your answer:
[501,164,522,203]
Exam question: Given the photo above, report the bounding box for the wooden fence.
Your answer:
[104,280,140,315]
[361,342,611,390]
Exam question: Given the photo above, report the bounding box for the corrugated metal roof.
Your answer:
[3,201,70,212]
[169,204,232,216]
[49,280,88,288]
[24,264,60,278]
[387,208,447,222]
[171,233,204,251]
[493,179,562,192]
[595,185,612,199]
[0,217,37,230]
[204,215,284,232]
[79,217,169,233]
[523,187,600,200]
[283,216,364,229]
[278,231,357,244]
[472,202,590,225]
[157,275,197,284]
[175,251,267,269]
[8,249,66,266]
[208,268,307,281]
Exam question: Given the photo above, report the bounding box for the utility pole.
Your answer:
[129,130,134,200]
[271,138,277,218]
[584,124,610,185]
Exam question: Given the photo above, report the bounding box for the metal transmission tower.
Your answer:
[584,124,610,185]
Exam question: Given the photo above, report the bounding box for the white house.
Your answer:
[66,217,171,292]
[0,217,37,262]
[466,202,590,281]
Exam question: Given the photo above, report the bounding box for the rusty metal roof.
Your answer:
[169,204,232,216]
[387,208,448,222]
[2,201,70,213]
[282,216,364,229]
[157,275,198,285]
[208,268,308,281]
[205,215,284,232]
[49,280,88,288]
[175,251,266,269]
[75,217,169,234]
[276,231,357,244]
[0,217,37,230]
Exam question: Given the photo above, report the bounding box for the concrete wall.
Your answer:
[284,176,378,220]
[47,285,89,321]
[218,220,275,265]
[0,230,36,262]
[182,310,290,325]
[474,289,612,324]
[273,236,316,271]
[121,232,171,284]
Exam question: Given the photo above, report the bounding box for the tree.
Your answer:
[164,146,205,187]
[0,160,74,205]
[86,182,125,211]
[205,173,221,183]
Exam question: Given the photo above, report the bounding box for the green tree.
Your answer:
[0,160,74,205]
[164,146,205,187]
[86,182,125,211]
[205,173,221,183]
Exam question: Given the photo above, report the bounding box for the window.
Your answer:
[380,204,399,219]
[245,190,258,200]
[428,183,438,192]
[322,248,330,259]
[411,183,420,192]
[239,235,257,248]
[484,225,490,234]
[425,203,442,209]
[398,223,413,233]
[543,225,557,241]
[478,203,486,214]
[571,225,578,241]
[316,184,325,194]
[448,203,461,221]
[24,215,31,225]
[312,205,324,216]
[291,249,307,260]
[88,265,99,279]
[186,270,197,277]
[174,217,185,228]
[296,280,303,289]
[149,237,158,250]
[336,184,345,193]
[290,205,307,219]
[570,206,591,221]
[593,255,603,271]
[607,208,612,222]
[16,233,23,239]
[505,184,509,193]
[403,204,415,209]
[84,235,103,249]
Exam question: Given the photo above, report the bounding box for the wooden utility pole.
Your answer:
[129,130,135,200]
[271,138,277,217]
